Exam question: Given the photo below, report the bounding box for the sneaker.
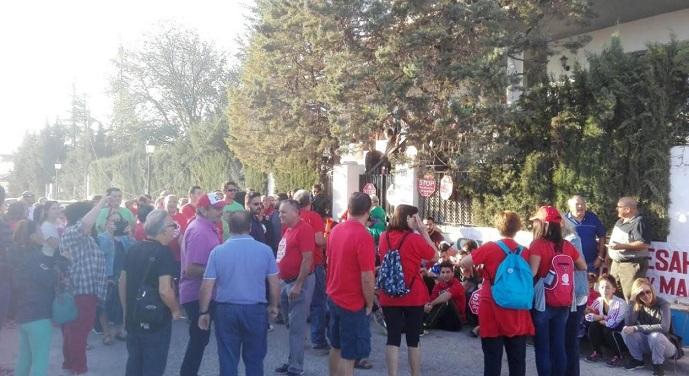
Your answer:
[606,355,623,367]
[652,364,664,376]
[275,364,289,374]
[624,357,645,370]
[584,351,602,363]
[286,372,304,376]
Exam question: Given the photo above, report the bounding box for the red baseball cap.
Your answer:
[197,192,226,210]
[530,205,562,224]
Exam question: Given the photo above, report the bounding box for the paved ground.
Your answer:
[1,320,686,375]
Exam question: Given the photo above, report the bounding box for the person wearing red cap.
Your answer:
[528,206,587,376]
[179,192,225,376]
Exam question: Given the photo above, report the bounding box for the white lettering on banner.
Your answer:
[647,242,689,301]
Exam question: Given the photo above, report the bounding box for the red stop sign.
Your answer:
[362,183,376,196]
[417,174,436,197]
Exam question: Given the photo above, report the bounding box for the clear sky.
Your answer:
[0,0,253,154]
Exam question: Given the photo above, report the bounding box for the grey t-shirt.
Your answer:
[40,221,60,255]
[608,215,650,262]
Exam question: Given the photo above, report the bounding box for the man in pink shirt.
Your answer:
[179,192,225,376]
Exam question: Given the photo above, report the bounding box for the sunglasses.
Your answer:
[167,223,179,229]
[638,289,653,297]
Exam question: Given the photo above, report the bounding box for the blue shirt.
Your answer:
[565,211,606,267]
[204,234,278,304]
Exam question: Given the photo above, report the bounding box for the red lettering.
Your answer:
[669,252,682,273]
[684,252,689,274]
[659,276,675,295]
[648,277,655,285]
[677,279,688,298]
[655,249,669,272]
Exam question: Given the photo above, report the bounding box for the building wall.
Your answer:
[547,8,689,77]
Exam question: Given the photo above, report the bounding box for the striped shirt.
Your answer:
[587,295,627,329]
[60,221,107,302]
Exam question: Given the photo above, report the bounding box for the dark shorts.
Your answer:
[327,298,371,360]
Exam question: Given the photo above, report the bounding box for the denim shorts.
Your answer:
[327,298,371,360]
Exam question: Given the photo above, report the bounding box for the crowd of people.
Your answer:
[0,183,684,376]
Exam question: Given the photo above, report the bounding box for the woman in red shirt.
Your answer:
[378,204,438,376]
[528,206,587,376]
[460,211,535,376]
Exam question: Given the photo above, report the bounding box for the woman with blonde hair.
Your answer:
[621,278,677,375]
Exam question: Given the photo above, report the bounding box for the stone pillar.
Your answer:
[332,162,365,219]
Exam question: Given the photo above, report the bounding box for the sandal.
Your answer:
[354,359,373,370]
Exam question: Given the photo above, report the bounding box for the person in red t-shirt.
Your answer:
[275,199,316,375]
[179,185,204,234]
[460,211,535,376]
[528,206,587,376]
[293,189,329,350]
[326,192,376,375]
[164,194,184,278]
[378,204,438,376]
[133,203,154,241]
[423,261,465,332]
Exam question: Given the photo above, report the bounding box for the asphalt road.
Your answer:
[1,319,685,375]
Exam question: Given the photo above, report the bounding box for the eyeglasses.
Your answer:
[167,223,179,229]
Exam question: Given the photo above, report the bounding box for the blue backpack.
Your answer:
[376,232,412,297]
[491,240,534,310]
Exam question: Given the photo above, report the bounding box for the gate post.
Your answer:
[332,162,365,219]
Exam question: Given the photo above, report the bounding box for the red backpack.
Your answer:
[544,242,574,307]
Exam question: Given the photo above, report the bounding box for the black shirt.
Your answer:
[123,239,176,332]
[11,247,66,323]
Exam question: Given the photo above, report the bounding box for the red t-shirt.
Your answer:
[277,220,316,280]
[300,209,325,266]
[168,212,186,262]
[430,277,466,321]
[471,239,535,338]
[529,239,581,279]
[179,204,196,234]
[377,230,436,307]
[326,220,376,311]
[134,222,146,241]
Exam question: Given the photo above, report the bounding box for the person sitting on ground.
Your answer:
[428,242,458,278]
[423,261,466,332]
[621,278,678,376]
[584,274,628,366]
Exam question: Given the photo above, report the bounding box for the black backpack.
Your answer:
[132,255,166,330]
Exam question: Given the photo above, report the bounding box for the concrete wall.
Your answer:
[668,146,689,244]
[548,8,689,77]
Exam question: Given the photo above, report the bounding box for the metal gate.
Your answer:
[359,173,393,215]
[419,173,473,226]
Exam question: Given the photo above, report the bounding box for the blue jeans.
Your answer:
[280,274,315,374]
[181,301,213,376]
[310,265,328,347]
[565,305,585,376]
[125,321,172,376]
[326,299,371,360]
[214,303,268,376]
[533,306,569,376]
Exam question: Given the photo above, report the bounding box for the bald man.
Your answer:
[565,195,607,272]
[606,197,650,301]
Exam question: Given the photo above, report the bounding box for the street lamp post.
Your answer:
[145,144,156,195]
[54,163,62,200]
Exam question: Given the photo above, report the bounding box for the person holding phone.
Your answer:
[59,195,110,375]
